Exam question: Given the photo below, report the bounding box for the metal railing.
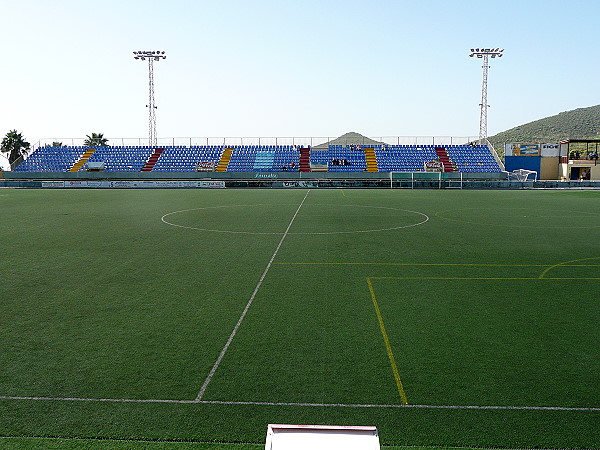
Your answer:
[485,139,505,171]
[33,135,479,149]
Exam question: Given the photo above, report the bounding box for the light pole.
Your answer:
[469,48,503,145]
[133,50,166,148]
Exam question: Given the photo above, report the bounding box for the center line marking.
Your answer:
[195,190,311,401]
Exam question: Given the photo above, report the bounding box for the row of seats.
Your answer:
[15,145,501,173]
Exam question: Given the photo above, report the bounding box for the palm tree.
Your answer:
[84,133,109,147]
[1,130,30,166]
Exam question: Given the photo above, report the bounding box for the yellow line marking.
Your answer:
[341,189,347,197]
[542,277,600,280]
[369,276,600,281]
[274,262,558,267]
[538,257,600,279]
[370,277,538,280]
[366,271,599,406]
[367,277,409,405]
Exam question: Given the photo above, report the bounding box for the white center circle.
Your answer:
[161,204,429,235]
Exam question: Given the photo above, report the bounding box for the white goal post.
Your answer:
[505,169,538,181]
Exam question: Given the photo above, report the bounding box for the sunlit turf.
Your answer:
[0,437,525,450]
[0,188,598,448]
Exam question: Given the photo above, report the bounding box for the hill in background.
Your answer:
[312,132,386,150]
[489,104,600,155]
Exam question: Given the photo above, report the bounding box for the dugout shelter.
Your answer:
[558,139,600,180]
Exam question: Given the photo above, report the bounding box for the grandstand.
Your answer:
[14,141,502,174]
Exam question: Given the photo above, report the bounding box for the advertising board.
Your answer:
[511,143,541,156]
[424,161,443,171]
[41,180,225,189]
[540,143,560,157]
[196,161,216,171]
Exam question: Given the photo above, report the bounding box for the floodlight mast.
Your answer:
[133,51,166,149]
[469,48,503,145]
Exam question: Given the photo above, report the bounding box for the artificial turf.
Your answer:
[0,188,598,448]
[0,437,522,450]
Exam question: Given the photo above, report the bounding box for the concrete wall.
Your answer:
[540,157,559,180]
[504,156,541,174]
[4,171,506,181]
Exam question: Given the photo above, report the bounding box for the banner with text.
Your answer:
[511,143,541,156]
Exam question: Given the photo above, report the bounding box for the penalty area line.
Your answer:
[0,396,597,411]
[194,190,311,402]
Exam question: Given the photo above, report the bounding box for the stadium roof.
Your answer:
[559,139,600,144]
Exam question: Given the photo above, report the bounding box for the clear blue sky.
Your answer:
[1,0,599,154]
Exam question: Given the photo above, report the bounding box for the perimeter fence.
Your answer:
[34,136,478,149]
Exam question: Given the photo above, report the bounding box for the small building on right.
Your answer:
[558,139,600,180]
[504,140,600,180]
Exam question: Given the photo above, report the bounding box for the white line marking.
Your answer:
[0,395,193,404]
[0,396,596,411]
[200,400,600,411]
[161,204,429,235]
[194,190,311,401]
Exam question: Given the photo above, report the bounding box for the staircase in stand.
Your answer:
[216,148,233,172]
[364,147,378,172]
[299,147,311,172]
[69,148,96,172]
[141,148,164,172]
[435,147,457,172]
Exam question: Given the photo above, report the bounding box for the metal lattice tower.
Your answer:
[469,48,503,144]
[133,51,166,148]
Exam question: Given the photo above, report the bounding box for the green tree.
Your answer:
[84,133,109,147]
[1,130,30,166]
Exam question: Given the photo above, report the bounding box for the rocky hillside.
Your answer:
[489,104,600,155]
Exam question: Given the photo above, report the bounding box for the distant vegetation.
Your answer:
[489,104,600,156]
[84,132,109,147]
[1,130,30,167]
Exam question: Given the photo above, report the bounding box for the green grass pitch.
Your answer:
[0,188,598,449]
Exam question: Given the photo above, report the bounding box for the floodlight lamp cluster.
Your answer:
[469,48,504,58]
[133,50,167,61]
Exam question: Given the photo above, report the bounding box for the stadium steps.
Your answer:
[435,147,457,172]
[300,147,311,172]
[216,148,233,172]
[364,148,378,172]
[141,148,165,172]
[68,149,96,172]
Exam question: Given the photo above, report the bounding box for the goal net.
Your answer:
[506,168,538,181]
